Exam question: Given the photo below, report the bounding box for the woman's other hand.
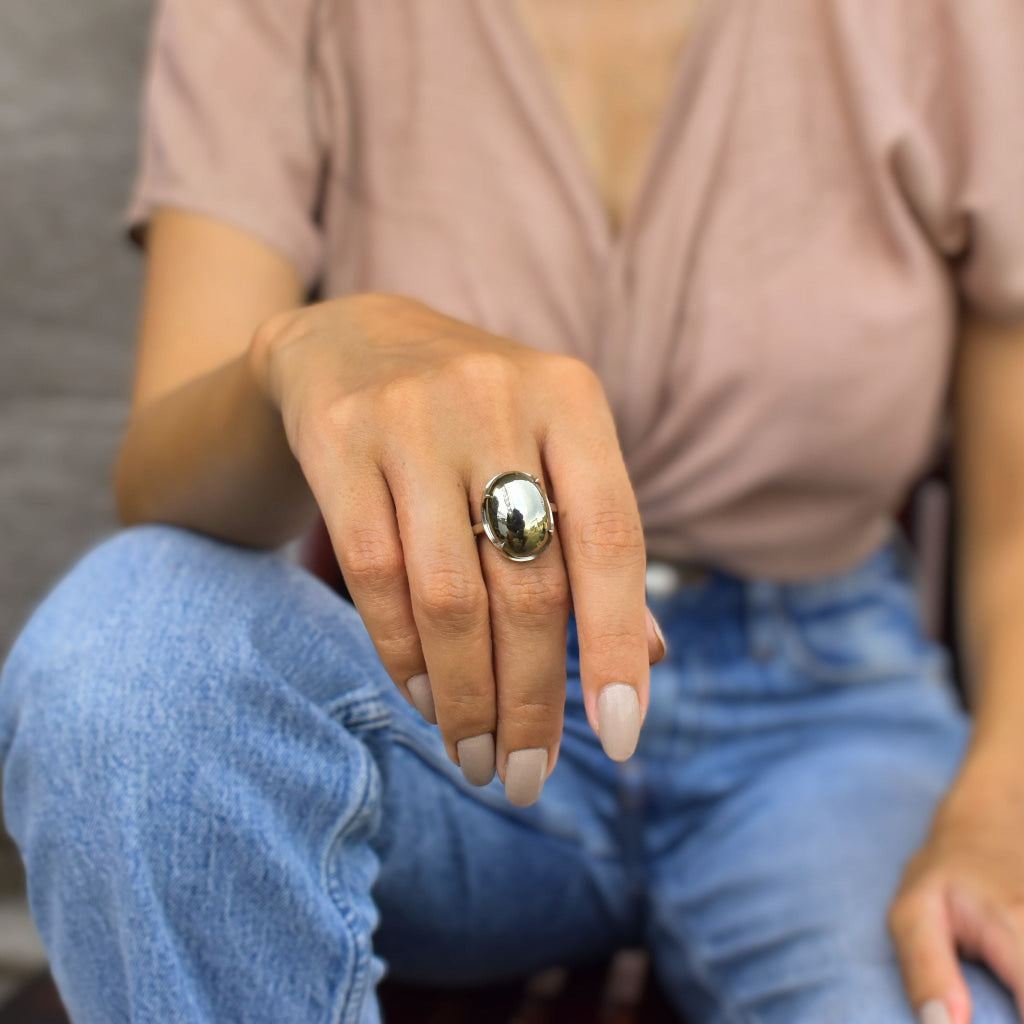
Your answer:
[888,759,1024,1023]
[249,292,662,805]
[893,312,1024,1023]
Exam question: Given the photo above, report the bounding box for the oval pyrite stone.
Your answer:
[480,472,553,561]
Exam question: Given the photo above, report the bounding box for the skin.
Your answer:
[114,3,1024,1020]
[888,314,1024,1024]
[515,0,697,233]
[117,211,663,792]
[250,294,654,783]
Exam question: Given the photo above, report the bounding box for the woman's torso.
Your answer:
[306,0,964,578]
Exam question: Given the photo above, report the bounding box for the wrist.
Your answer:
[246,307,302,408]
[961,706,1024,782]
[245,292,421,408]
[938,737,1024,824]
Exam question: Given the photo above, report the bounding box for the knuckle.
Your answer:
[290,410,332,467]
[1009,890,1024,916]
[496,567,570,621]
[549,353,596,386]
[507,696,565,728]
[548,355,605,402]
[377,374,428,421]
[299,395,369,463]
[373,626,422,667]
[572,507,646,567]
[499,696,565,751]
[450,350,519,393]
[998,892,1024,932]
[886,888,924,938]
[416,566,487,624]
[443,689,494,722]
[322,396,361,439]
[341,530,404,594]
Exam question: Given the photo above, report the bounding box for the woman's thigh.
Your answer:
[0,526,636,1020]
[371,611,643,983]
[639,540,1020,1023]
[645,695,1017,1023]
[372,733,639,985]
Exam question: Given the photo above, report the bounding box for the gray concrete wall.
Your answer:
[1,0,151,918]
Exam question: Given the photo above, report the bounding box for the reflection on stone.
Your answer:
[506,509,527,552]
[481,473,553,561]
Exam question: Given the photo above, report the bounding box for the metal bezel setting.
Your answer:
[478,471,555,562]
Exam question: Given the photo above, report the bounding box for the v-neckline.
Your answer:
[484,0,715,261]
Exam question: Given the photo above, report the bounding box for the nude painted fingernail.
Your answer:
[598,683,641,761]
[457,733,495,786]
[645,606,666,663]
[504,748,548,807]
[919,1000,952,1024]
[405,674,437,725]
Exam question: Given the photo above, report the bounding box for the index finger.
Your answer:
[542,368,648,761]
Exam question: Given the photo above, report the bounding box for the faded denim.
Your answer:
[0,525,1018,1023]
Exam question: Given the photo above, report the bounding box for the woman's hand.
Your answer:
[888,757,1024,1023]
[248,292,663,805]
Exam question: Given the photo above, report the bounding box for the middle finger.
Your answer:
[475,466,571,806]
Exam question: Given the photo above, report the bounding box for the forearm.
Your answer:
[114,346,317,548]
[955,521,1024,779]
[949,312,1024,791]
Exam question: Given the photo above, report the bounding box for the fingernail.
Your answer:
[504,748,548,807]
[406,674,437,725]
[598,683,641,761]
[645,606,666,663]
[457,733,495,786]
[919,1000,952,1024]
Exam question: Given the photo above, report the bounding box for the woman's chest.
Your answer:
[510,0,697,236]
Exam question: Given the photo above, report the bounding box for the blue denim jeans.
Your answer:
[0,525,1018,1023]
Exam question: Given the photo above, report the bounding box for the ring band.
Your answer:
[472,471,557,562]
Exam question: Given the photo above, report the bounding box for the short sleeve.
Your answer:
[900,0,1024,319]
[125,0,330,287]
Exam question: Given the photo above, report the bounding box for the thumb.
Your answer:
[889,887,972,1024]
[645,606,666,664]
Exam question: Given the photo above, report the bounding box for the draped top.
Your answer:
[127,0,1024,578]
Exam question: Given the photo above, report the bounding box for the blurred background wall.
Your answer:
[0,0,150,993]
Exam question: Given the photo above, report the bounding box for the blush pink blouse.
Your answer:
[126,0,1024,579]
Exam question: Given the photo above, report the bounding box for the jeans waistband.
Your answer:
[644,523,912,607]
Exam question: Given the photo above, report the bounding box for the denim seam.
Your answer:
[322,717,388,1024]
[326,902,374,1024]
[323,689,392,729]
[324,805,377,1023]
[649,911,758,1024]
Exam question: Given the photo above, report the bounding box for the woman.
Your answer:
[2,0,1024,1021]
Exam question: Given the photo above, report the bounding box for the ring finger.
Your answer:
[475,465,570,807]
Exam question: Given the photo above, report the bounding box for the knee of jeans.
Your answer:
[5,522,387,695]
[0,525,392,830]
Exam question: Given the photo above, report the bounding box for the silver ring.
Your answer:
[472,471,557,562]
